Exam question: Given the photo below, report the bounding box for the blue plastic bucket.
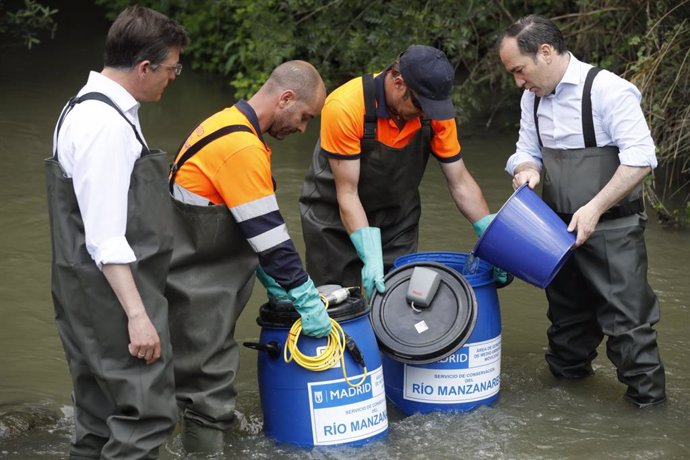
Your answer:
[381,252,502,415]
[245,294,388,447]
[473,184,576,288]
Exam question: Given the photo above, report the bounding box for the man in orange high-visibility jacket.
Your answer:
[299,45,504,298]
[166,60,330,454]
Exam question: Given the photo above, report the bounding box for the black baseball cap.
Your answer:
[398,45,456,120]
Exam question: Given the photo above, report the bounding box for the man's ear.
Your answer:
[278,89,296,108]
[392,74,407,92]
[135,60,151,78]
[538,43,552,61]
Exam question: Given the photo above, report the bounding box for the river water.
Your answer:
[1,4,688,460]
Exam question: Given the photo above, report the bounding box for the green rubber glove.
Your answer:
[256,266,289,301]
[288,277,332,338]
[471,214,510,287]
[493,266,511,287]
[349,227,386,299]
[472,213,496,237]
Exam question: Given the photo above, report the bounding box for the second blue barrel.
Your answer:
[372,252,502,415]
[245,291,388,447]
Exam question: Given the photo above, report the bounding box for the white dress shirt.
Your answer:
[53,71,147,268]
[505,53,657,175]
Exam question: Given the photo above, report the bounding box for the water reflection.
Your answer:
[1,5,689,459]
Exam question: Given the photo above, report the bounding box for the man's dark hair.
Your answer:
[104,5,189,69]
[502,14,568,57]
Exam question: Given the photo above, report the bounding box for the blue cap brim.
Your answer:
[417,95,455,120]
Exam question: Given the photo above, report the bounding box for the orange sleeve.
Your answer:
[430,119,461,161]
[209,135,274,208]
[319,78,365,157]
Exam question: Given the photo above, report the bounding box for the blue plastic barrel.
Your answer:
[246,295,388,447]
[384,252,502,414]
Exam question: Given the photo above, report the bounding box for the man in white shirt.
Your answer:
[47,6,189,458]
[499,14,665,408]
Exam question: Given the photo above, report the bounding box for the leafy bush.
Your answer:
[92,0,690,225]
[0,0,57,49]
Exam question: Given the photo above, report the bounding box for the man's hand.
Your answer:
[102,263,161,365]
[350,227,385,299]
[127,312,161,364]
[513,163,541,190]
[567,202,603,247]
[289,278,332,337]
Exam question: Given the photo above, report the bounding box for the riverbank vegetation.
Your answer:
[5,0,688,225]
[0,0,57,49]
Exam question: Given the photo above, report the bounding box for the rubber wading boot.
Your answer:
[181,417,224,455]
[624,393,667,409]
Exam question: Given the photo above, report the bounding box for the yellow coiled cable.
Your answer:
[283,295,368,387]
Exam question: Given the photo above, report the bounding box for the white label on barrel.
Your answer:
[403,335,501,403]
[308,366,388,445]
[414,320,429,334]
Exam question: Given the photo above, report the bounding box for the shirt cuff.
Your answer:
[505,152,543,176]
[618,148,657,170]
[434,151,462,163]
[88,236,137,269]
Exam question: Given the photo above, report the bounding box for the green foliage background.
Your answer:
[3,0,688,223]
[0,0,57,49]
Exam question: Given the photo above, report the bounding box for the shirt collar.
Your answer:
[82,71,140,114]
[235,99,265,145]
[553,52,581,96]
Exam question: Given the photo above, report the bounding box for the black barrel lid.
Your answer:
[369,261,477,364]
[257,288,369,327]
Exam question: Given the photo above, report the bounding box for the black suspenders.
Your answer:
[581,67,603,148]
[168,124,253,193]
[362,74,377,140]
[533,66,602,148]
[54,92,148,161]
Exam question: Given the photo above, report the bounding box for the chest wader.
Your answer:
[165,124,258,452]
[46,93,176,459]
[299,74,432,288]
[537,69,665,406]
